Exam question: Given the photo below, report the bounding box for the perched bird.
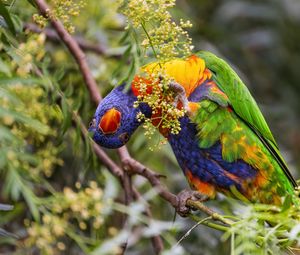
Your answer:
[89,52,298,205]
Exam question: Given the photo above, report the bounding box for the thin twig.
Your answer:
[123,157,234,227]
[131,188,164,253]
[118,147,164,253]
[189,214,230,232]
[117,147,134,254]
[121,157,178,208]
[117,146,134,204]
[187,200,234,225]
[175,216,212,247]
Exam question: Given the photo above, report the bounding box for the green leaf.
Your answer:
[0,87,20,104]
[119,29,130,44]
[21,183,40,221]
[0,0,16,35]
[0,58,11,76]
[0,126,16,141]
[4,167,39,221]
[61,97,72,134]
[11,14,23,33]
[54,67,66,82]
[0,76,43,86]
[281,194,293,211]
[0,107,49,134]
[26,0,37,7]
[111,45,132,79]
[0,203,24,224]
[122,60,136,89]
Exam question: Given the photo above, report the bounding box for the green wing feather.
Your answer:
[196,51,297,187]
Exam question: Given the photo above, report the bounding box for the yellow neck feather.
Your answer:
[142,55,212,97]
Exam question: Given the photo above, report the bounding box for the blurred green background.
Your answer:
[0,0,300,254]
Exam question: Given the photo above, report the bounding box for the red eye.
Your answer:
[99,108,121,134]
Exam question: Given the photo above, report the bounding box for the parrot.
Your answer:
[89,51,298,206]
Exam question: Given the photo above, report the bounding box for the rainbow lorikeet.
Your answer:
[89,51,298,205]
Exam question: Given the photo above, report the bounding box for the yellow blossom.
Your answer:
[57,242,66,251]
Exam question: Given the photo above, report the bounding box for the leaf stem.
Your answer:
[140,21,160,65]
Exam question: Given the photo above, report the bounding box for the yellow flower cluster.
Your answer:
[1,85,63,177]
[12,33,46,77]
[25,215,67,255]
[61,181,105,229]
[32,13,47,29]
[1,33,61,178]
[122,0,193,61]
[121,0,194,149]
[134,73,185,149]
[33,0,86,33]
[25,181,106,254]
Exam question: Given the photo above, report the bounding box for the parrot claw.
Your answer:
[168,81,190,113]
[176,189,209,217]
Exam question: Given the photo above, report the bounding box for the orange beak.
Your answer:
[99,108,121,134]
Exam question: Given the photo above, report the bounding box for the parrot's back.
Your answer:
[166,52,298,204]
[169,91,295,204]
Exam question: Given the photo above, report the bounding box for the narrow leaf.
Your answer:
[0,0,16,35]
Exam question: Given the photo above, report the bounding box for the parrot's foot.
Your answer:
[168,81,190,113]
[176,189,209,217]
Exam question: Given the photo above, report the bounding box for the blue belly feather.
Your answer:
[169,116,257,192]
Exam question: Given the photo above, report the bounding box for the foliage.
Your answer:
[24,182,106,254]
[217,199,300,255]
[33,0,86,33]
[0,0,300,255]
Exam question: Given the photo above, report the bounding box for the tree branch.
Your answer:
[117,146,134,204]
[121,157,178,208]
[122,157,233,227]
[34,1,164,253]
[187,200,234,225]
[34,0,101,104]
[24,23,121,58]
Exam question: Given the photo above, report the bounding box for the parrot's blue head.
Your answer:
[89,84,151,149]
